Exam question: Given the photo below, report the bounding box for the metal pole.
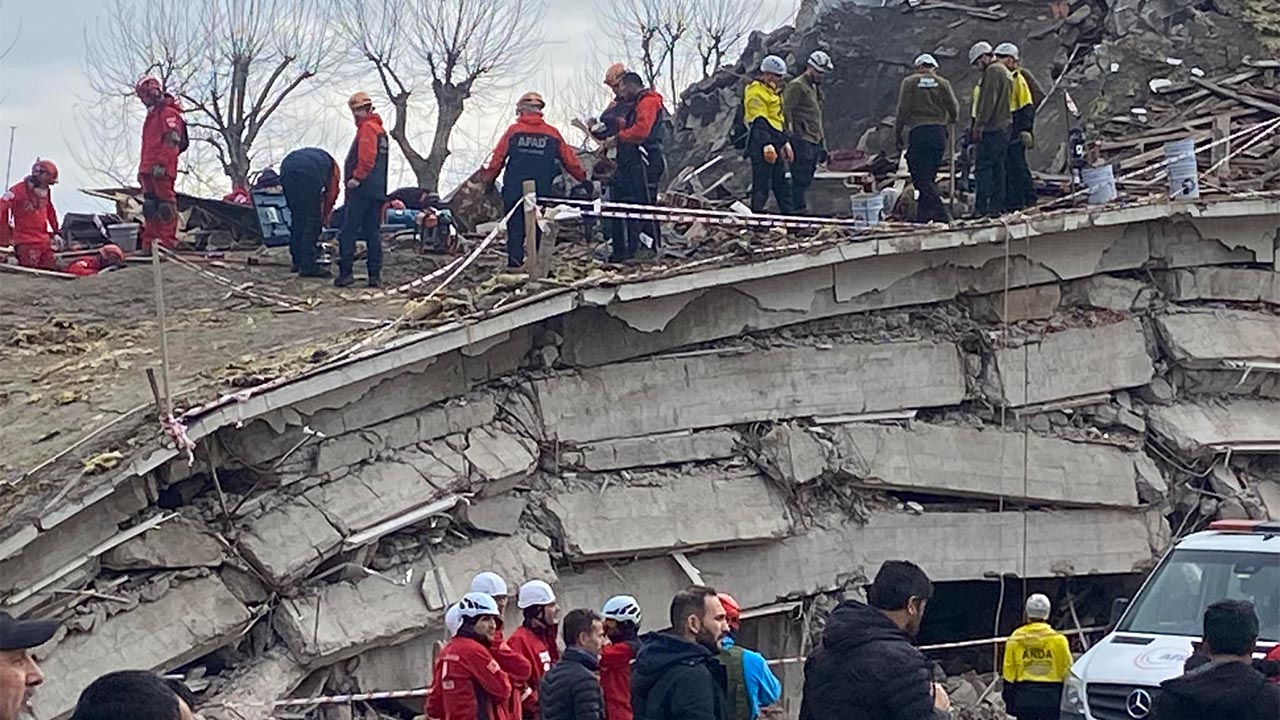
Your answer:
[522,179,537,274]
[151,250,173,415]
[4,126,16,186]
[948,125,957,220]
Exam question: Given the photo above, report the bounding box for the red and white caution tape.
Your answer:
[209,687,429,710]
[157,248,316,313]
[549,196,874,227]
[552,204,871,231]
[160,412,197,466]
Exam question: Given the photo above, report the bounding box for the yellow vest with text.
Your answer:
[1002,622,1072,683]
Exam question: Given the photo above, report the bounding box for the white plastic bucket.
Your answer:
[850,193,885,228]
[1080,164,1117,205]
[107,223,141,251]
[1163,138,1200,200]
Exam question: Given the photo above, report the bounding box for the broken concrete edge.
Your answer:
[76,197,1279,514]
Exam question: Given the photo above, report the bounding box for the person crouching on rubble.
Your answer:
[439,593,516,720]
[65,244,128,277]
[479,93,588,270]
[135,77,188,253]
[744,56,795,214]
[1,160,62,270]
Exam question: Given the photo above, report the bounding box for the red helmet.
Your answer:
[99,244,126,262]
[32,159,58,183]
[135,76,163,98]
[717,592,741,630]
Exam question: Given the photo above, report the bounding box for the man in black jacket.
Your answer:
[541,609,608,720]
[1152,599,1280,720]
[800,561,951,720]
[632,586,731,720]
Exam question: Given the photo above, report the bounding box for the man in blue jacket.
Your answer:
[716,593,782,720]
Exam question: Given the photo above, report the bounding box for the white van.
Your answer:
[1060,519,1280,720]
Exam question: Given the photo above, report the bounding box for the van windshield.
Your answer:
[1118,548,1280,642]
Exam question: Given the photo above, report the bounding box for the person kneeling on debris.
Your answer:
[135,77,188,253]
[995,43,1043,212]
[439,593,516,720]
[480,93,588,270]
[603,72,669,262]
[894,54,960,224]
[744,56,796,214]
[65,244,128,277]
[1,159,61,270]
[280,147,340,278]
[1001,593,1072,720]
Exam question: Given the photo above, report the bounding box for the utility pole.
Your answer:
[4,126,15,186]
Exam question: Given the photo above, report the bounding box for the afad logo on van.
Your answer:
[1133,646,1190,670]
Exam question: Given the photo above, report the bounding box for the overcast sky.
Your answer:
[0,0,796,214]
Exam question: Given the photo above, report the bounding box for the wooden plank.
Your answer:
[0,263,78,280]
[1211,114,1231,180]
[1189,76,1280,116]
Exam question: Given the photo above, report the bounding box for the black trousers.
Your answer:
[338,194,383,279]
[975,128,1009,217]
[1005,138,1036,211]
[790,138,823,213]
[280,169,324,272]
[612,150,664,260]
[906,125,950,223]
[750,156,795,214]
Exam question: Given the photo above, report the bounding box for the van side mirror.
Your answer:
[1110,598,1130,626]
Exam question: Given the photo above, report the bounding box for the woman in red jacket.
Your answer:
[439,593,515,720]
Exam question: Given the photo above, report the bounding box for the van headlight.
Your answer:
[1060,672,1087,718]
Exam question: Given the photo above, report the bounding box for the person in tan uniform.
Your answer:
[894,53,960,223]
[968,41,1013,217]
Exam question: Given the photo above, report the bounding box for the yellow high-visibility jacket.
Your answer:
[744,80,785,132]
[1002,622,1072,683]
[1010,70,1034,112]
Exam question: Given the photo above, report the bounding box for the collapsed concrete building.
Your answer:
[1,195,1276,718]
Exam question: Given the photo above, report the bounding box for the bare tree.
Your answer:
[601,0,696,101]
[82,0,337,189]
[338,0,546,191]
[693,0,755,78]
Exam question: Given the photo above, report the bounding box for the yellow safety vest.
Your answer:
[744,80,785,132]
[1002,622,1072,684]
[971,69,1034,118]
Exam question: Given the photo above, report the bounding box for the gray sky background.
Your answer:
[0,0,796,214]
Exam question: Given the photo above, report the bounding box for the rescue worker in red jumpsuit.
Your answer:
[508,580,561,720]
[337,91,390,288]
[470,571,535,720]
[65,244,128,277]
[438,592,516,720]
[426,604,465,720]
[479,92,587,269]
[0,159,61,269]
[600,595,643,720]
[135,77,188,253]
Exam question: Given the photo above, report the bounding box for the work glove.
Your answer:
[763,144,778,164]
[346,178,361,190]
[1020,131,1035,149]
[782,142,795,164]
[150,164,167,179]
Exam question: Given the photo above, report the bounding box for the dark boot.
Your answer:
[367,275,381,288]
[299,266,331,278]
[334,270,355,287]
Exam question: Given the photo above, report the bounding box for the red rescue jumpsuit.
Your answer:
[600,640,637,720]
[138,94,187,251]
[428,626,532,720]
[0,179,59,270]
[438,635,515,720]
[65,256,106,276]
[507,625,560,720]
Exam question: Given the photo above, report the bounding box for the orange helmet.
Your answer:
[717,593,741,630]
[604,63,627,87]
[517,91,545,110]
[99,244,126,262]
[32,159,58,183]
[348,91,374,111]
[135,76,162,98]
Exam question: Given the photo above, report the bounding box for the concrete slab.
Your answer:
[573,429,740,471]
[995,320,1154,406]
[967,285,1062,323]
[35,575,251,720]
[1159,267,1280,306]
[556,556,692,630]
[353,633,445,695]
[831,423,1142,507]
[537,341,966,443]
[1255,481,1280,521]
[0,505,118,594]
[276,534,553,665]
[757,424,829,485]
[1148,400,1280,454]
[1156,311,1280,367]
[547,472,792,560]
[462,495,527,535]
[306,460,438,534]
[238,496,343,587]
[1064,276,1147,311]
[464,427,539,483]
[202,650,310,720]
[102,515,224,570]
[417,394,499,443]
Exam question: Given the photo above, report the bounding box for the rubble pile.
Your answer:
[0,197,1275,718]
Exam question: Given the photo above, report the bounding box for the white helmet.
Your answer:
[470,571,509,598]
[517,580,556,609]
[602,595,643,625]
[914,53,939,68]
[760,55,787,76]
[457,591,501,619]
[994,42,1020,60]
[1026,593,1052,620]
[968,41,993,65]
[445,603,464,636]
[807,50,834,74]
